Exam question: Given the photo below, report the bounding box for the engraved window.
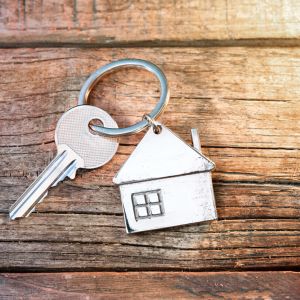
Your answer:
[132,189,164,221]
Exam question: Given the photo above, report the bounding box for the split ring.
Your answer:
[78,59,170,137]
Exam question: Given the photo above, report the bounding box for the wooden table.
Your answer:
[0,1,299,299]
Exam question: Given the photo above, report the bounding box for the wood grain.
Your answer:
[0,47,299,271]
[1,182,299,219]
[1,1,300,46]
[0,47,299,185]
[1,272,299,299]
[0,215,299,270]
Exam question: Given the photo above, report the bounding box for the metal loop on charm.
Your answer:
[78,59,170,137]
[143,114,162,134]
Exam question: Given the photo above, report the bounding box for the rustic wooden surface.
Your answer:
[0,0,299,298]
[1,0,300,46]
[1,272,300,299]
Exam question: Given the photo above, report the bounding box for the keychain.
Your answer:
[9,59,217,234]
[78,59,218,233]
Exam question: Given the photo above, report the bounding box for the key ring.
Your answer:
[78,59,170,137]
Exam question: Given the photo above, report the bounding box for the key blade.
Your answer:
[9,145,83,220]
[51,160,78,187]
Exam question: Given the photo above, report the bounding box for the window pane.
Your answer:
[148,192,159,203]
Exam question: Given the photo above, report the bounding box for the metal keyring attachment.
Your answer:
[143,114,162,134]
[78,59,170,137]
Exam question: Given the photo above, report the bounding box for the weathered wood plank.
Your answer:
[0,48,299,185]
[1,1,300,46]
[2,241,299,270]
[1,272,299,299]
[0,215,299,270]
[2,215,299,247]
[1,48,299,148]
[1,182,299,219]
[1,146,300,185]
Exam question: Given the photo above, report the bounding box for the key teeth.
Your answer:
[52,172,67,187]
[52,178,62,187]
[65,161,78,180]
[38,191,48,204]
[26,206,36,216]
[68,170,77,180]
[51,164,77,187]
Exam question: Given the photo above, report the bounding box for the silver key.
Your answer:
[9,105,119,220]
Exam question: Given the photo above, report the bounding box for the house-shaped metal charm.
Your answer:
[113,123,217,233]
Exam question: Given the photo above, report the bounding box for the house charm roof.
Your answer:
[113,123,215,185]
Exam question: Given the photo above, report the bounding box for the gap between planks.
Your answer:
[2,38,300,49]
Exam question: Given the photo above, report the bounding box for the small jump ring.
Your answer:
[143,114,162,134]
[143,114,155,126]
[78,59,170,137]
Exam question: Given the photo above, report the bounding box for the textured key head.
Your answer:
[55,105,119,169]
